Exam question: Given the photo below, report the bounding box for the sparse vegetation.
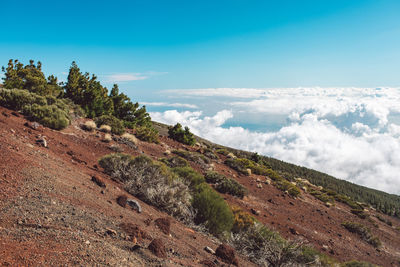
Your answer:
[205,171,247,198]
[95,115,125,135]
[121,133,138,145]
[0,88,70,130]
[192,183,234,235]
[135,125,159,143]
[216,148,230,156]
[231,206,257,233]
[351,209,369,219]
[376,214,393,226]
[99,124,111,133]
[172,150,210,167]
[342,221,381,248]
[102,133,112,143]
[159,156,189,168]
[340,260,378,267]
[168,123,196,145]
[230,223,306,266]
[172,166,205,188]
[309,188,335,204]
[99,153,193,221]
[82,120,97,131]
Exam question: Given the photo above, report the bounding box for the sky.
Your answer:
[1,0,400,194]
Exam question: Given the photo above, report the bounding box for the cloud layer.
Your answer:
[151,87,400,195]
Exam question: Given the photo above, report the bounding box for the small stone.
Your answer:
[85,240,90,245]
[127,199,142,213]
[256,183,263,188]
[105,228,117,236]
[204,246,215,254]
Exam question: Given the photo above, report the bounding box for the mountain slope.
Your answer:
[1,107,400,266]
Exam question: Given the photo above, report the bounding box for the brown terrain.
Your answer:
[0,105,400,266]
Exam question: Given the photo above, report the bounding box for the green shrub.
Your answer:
[225,158,251,175]
[172,166,205,189]
[202,148,218,160]
[192,183,234,235]
[205,171,225,184]
[351,209,369,219]
[216,148,229,156]
[0,88,72,130]
[23,104,69,130]
[95,115,125,135]
[168,123,196,145]
[135,125,159,143]
[342,221,381,248]
[159,156,188,168]
[173,150,210,166]
[205,171,247,198]
[309,189,335,204]
[98,153,192,221]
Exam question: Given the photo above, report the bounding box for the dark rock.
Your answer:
[215,244,239,266]
[11,111,20,117]
[289,228,299,235]
[1,111,9,117]
[148,238,167,258]
[91,175,106,188]
[116,195,127,207]
[155,217,171,235]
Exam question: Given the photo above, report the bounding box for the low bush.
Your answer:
[173,150,210,166]
[102,133,112,143]
[135,125,159,143]
[22,103,70,130]
[99,124,111,133]
[95,115,125,135]
[159,156,189,168]
[202,148,218,160]
[0,88,71,130]
[334,194,363,210]
[342,222,381,248]
[351,209,369,219]
[192,183,234,235]
[168,123,196,145]
[121,133,138,145]
[376,214,393,226]
[172,166,205,189]
[216,148,230,156]
[205,171,247,198]
[309,189,335,204]
[205,171,225,184]
[230,223,305,266]
[98,153,193,221]
[82,120,97,131]
[231,206,257,233]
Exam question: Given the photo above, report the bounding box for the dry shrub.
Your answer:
[99,124,111,133]
[121,133,138,145]
[99,153,193,222]
[103,133,112,143]
[82,120,97,131]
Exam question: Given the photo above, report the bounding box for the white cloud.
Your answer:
[141,102,198,109]
[151,87,400,195]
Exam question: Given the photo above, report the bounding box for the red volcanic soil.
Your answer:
[0,106,399,266]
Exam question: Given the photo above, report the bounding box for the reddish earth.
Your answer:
[0,105,399,266]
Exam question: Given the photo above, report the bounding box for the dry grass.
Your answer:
[82,120,97,131]
[99,124,111,133]
[121,133,138,145]
[103,133,112,143]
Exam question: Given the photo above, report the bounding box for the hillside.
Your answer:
[1,106,400,266]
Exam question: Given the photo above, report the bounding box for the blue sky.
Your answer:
[2,1,400,193]
[1,0,400,98]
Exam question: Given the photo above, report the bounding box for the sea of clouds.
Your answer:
[149,87,400,195]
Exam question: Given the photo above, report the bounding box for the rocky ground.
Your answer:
[0,106,399,266]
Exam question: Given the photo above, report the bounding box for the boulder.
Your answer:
[215,244,238,266]
[155,217,171,235]
[91,175,106,188]
[148,238,167,258]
